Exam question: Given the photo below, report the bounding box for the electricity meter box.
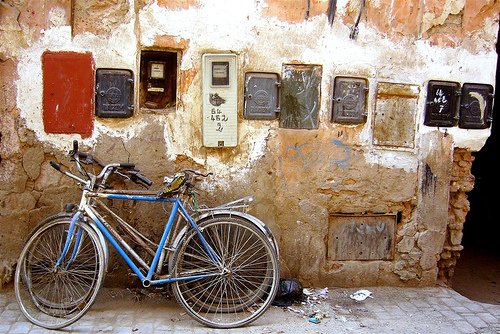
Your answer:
[424,80,460,127]
[459,83,494,129]
[202,54,238,147]
[244,72,280,120]
[95,69,134,118]
[331,76,368,124]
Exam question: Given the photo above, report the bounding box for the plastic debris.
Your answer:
[308,310,327,324]
[286,306,305,316]
[272,278,303,306]
[350,289,373,302]
[317,287,329,299]
[301,287,329,304]
[309,316,321,324]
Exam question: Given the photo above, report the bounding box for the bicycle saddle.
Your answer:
[156,172,188,199]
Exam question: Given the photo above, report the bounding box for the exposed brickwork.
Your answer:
[438,148,475,283]
[262,0,500,46]
[17,0,71,41]
[364,0,422,39]
[73,0,131,36]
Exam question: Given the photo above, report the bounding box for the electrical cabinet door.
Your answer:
[244,72,280,120]
[42,51,94,137]
[424,81,460,127]
[459,83,494,129]
[331,76,368,124]
[202,54,238,147]
[95,69,134,118]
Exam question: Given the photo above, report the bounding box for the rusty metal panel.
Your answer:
[95,69,134,118]
[331,76,368,124]
[459,83,494,129]
[328,214,396,261]
[280,64,322,129]
[42,51,95,137]
[373,82,419,148]
[424,80,460,127]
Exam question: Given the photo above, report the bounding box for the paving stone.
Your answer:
[441,297,463,307]
[462,314,489,328]
[452,319,477,334]
[396,300,419,313]
[0,324,11,332]
[476,312,499,324]
[0,287,498,333]
[8,322,33,334]
[440,309,464,321]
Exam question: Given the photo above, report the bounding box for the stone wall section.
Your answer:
[438,148,475,283]
[1,0,498,289]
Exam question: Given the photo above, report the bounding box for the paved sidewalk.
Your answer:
[1,285,499,333]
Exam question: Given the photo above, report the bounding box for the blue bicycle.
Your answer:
[14,141,280,329]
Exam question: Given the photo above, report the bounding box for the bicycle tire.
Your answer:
[171,216,279,328]
[14,214,106,329]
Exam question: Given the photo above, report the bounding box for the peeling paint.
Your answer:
[5,0,500,288]
[421,0,466,35]
[363,150,418,173]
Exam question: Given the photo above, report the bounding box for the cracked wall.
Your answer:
[1,0,499,288]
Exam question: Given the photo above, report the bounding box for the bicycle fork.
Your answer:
[55,212,85,271]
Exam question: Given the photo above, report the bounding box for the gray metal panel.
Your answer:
[280,64,322,129]
[331,76,368,124]
[244,72,280,120]
[95,69,134,118]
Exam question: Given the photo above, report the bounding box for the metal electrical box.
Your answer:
[280,64,322,129]
[95,69,134,118]
[202,54,237,147]
[244,72,280,120]
[42,51,94,138]
[424,80,460,127]
[139,50,178,110]
[459,83,494,129]
[331,76,368,124]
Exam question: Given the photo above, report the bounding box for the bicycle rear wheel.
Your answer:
[171,216,279,328]
[14,214,106,329]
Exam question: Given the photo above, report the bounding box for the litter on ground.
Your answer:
[349,289,373,302]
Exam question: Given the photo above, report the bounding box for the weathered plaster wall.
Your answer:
[1,0,499,288]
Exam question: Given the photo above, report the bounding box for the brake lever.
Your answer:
[129,170,153,187]
[69,140,79,156]
[184,169,213,178]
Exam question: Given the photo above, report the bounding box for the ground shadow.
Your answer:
[453,246,500,305]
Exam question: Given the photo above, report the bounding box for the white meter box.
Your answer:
[202,54,238,147]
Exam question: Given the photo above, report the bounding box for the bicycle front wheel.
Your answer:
[14,214,106,329]
[171,216,279,328]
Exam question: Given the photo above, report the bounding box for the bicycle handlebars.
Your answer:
[49,142,214,191]
[49,141,153,188]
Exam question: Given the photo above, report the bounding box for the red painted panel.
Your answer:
[42,51,95,137]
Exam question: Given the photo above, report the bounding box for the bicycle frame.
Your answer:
[17,141,280,330]
[58,188,221,287]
